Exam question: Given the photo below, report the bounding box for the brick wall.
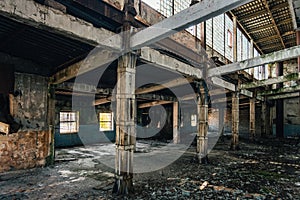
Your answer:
[0,130,51,173]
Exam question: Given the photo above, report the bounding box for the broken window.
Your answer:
[99,112,114,131]
[59,111,79,134]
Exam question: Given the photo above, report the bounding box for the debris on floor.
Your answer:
[0,138,299,199]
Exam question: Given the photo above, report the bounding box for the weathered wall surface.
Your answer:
[284,98,300,137]
[0,71,52,173]
[54,97,115,147]
[0,130,51,173]
[13,73,49,131]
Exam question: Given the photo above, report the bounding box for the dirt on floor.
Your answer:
[0,138,300,200]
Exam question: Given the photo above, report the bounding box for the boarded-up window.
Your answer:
[60,111,79,134]
[99,113,114,131]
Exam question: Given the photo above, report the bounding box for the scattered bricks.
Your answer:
[0,142,7,150]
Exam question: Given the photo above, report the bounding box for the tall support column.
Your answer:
[113,52,137,195]
[276,62,284,138]
[197,84,208,164]
[231,92,240,150]
[173,101,180,144]
[233,16,238,63]
[249,92,256,141]
[218,107,224,136]
[113,0,137,195]
[46,84,55,165]
[297,31,300,72]
[261,99,271,137]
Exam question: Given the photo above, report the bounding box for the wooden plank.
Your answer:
[130,0,252,49]
[240,73,300,89]
[210,77,236,91]
[140,47,203,79]
[258,85,300,96]
[268,92,300,100]
[138,100,172,108]
[0,122,9,135]
[51,50,119,84]
[210,77,253,97]
[207,46,300,77]
[136,77,194,95]
[94,97,111,106]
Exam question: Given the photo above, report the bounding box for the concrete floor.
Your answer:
[0,138,300,199]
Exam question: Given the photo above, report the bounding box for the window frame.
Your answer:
[59,111,79,134]
[99,112,114,132]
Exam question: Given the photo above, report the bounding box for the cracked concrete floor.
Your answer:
[0,138,300,199]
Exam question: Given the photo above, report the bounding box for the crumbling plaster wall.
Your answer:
[13,73,49,131]
[266,60,300,136]
[0,70,52,173]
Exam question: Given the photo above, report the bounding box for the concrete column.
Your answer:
[113,0,137,195]
[218,107,224,136]
[261,99,271,137]
[197,86,208,164]
[249,94,255,141]
[297,31,300,72]
[276,62,284,138]
[233,16,238,63]
[173,101,180,144]
[231,92,239,150]
[46,84,55,165]
[113,53,137,195]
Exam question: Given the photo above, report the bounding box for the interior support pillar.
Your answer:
[46,84,55,165]
[297,31,300,72]
[173,101,180,144]
[113,52,137,195]
[261,99,271,137]
[249,94,256,141]
[231,92,240,150]
[276,62,284,138]
[218,107,224,136]
[113,0,137,195]
[197,84,208,164]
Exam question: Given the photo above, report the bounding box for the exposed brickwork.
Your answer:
[0,130,51,173]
